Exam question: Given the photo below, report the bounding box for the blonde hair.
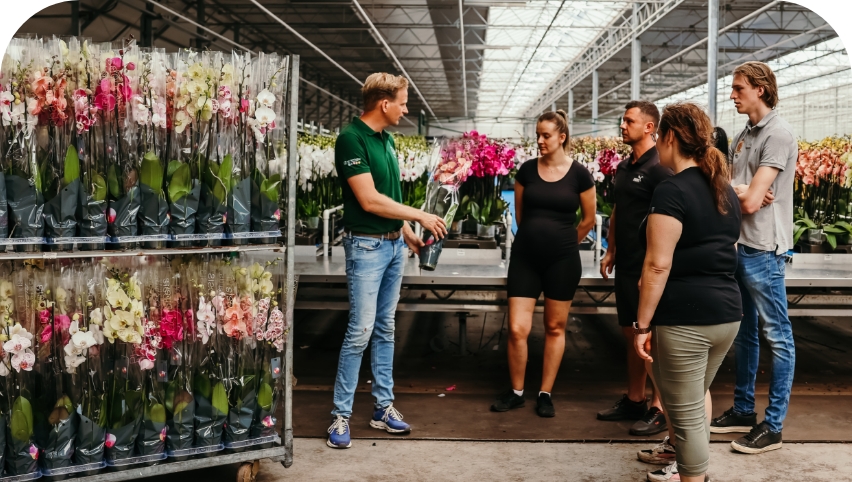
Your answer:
[362,73,409,111]
[733,61,779,108]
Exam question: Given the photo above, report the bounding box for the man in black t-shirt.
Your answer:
[597,101,672,436]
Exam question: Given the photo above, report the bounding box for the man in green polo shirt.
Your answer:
[326,73,447,449]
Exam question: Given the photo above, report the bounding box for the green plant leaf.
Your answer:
[165,381,176,413]
[107,164,120,198]
[91,172,108,201]
[212,382,228,416]
[145,401,167,424]
[193,373,212,399]
[823,226,846,234]
[258,382,273,411]
[140,152,164,195]
[826,233,837,250]
[836,221,852,234]
[260,179,281,202]
[793,225,807,245]
[470,201,481,225]
[63,145,80,187]
[212,155,232,203]
[11,396,33,441]
[168,163,192,203]
[166,160,183,179]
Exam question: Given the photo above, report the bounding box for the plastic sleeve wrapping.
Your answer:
[168,181,201,236]
[107,183,140,239]
[43,178,81,240]
[138,183,169,237]
[228,177,252,236]
[5,175,45,239]
[0,172,9,238]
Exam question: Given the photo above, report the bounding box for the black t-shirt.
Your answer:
[612,147,672,275]
[640,167,742,326]
[514,158,595,261]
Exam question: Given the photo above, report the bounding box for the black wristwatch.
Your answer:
[633,322,651,335]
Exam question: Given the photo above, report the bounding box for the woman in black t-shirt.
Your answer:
[633,103,742,482]
[490,110,596,418]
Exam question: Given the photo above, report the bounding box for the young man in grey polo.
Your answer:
[710,61,797,455]
[325,73,447,449]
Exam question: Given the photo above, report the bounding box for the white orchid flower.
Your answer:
[256,89,276,107]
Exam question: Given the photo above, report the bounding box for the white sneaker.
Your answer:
[638,436,677,465]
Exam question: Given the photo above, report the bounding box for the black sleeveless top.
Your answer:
[513,158,595,261]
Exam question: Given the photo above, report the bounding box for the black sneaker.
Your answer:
[630,407,668,436]
[731,421,783,454]
[490,389,525,412]
[710,407,757,434]
[597,394,648,421]
[536,393,555,418]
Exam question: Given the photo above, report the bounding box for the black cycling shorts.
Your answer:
[614,272,641,327]
[507,250,582,302]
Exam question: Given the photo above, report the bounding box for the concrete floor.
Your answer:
[143,438,852,482]
[140,309,852,480]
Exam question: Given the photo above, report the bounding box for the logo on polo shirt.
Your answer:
[735,140,744,156]
[633,175,644,183]
[343,158,361,167]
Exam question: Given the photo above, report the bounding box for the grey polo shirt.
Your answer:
[730,109,797,254]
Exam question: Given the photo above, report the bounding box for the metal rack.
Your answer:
[0,54,301,482]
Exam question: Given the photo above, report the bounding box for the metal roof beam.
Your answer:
[524,0,685,117]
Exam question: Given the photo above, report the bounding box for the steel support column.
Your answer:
[631,2,641,101]
[568,89,574,133]
[707,0,720,124]
[592,70,599,135]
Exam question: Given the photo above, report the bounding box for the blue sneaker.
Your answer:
[370,403,411,434]
[326,416,351,449]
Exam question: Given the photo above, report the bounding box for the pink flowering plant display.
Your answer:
[135,49,170,242]
[247,259,285,438]
[3,266,47,476]
[1,37,48,245]
[96,39,142,242]
[64,39,109,245]
[793,137,852,248]
[186,260,228,447]
[459,131,514,228]
[569,136,629,218]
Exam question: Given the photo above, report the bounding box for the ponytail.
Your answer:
[658,102,732,215]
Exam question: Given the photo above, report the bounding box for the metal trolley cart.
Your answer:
[0,56,302,482]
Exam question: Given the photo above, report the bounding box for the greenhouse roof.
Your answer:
[16,0,846,125]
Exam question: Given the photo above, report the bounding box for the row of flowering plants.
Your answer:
[0,254,286,477]
[0,35,290,252]
[793,136,852,249]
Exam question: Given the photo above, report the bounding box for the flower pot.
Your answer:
[449,221,463,239]
[807,228,825,244]
[305,216,320,230]
[418,238,444,271]
[476,223,496,240]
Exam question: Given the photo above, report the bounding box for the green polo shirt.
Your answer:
[335,117,404,234]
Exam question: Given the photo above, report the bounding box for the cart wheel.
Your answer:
[237,460,261,482]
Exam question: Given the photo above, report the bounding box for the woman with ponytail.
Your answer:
[631,102,742,482]
[490,109,596,418]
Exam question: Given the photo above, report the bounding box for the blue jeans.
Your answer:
[733,245,796,433]
[331,234,406,418]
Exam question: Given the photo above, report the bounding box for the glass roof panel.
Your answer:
[475,0,630,117]
[656,38,850,110]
